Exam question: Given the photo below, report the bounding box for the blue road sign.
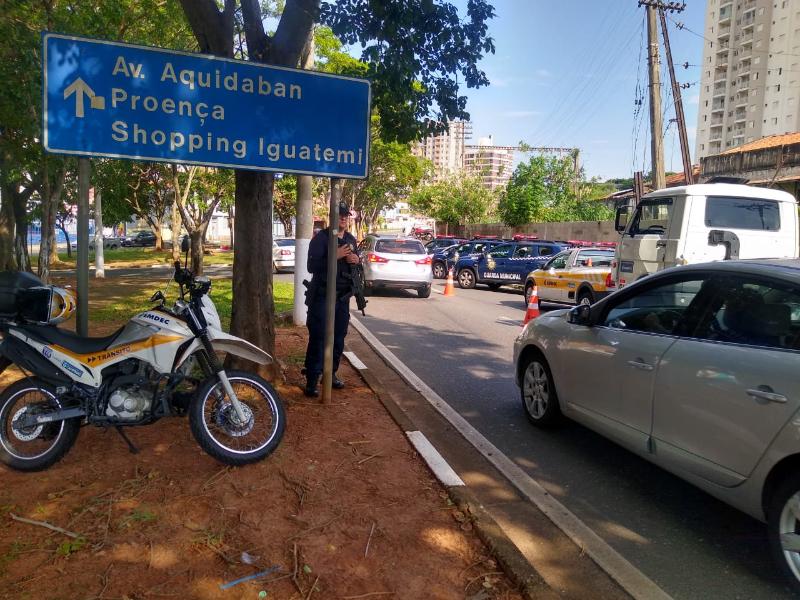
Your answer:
[43,33,371,178]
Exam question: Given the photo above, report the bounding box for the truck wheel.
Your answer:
[457,268,476,289]
[576,288,595,306]
[767,472,800,593]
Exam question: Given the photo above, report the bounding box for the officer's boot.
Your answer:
[304,373,320,398]
[332,373,345,389]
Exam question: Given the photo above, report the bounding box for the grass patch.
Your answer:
[90,277,294,330]
[55,247,234,268]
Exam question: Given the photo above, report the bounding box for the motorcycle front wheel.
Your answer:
[0,378,80,471]
[189,370,286,466]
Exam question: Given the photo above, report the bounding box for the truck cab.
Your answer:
[613,183,799,287]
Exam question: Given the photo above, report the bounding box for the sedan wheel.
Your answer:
[521,356,560,427]
[432,262,446,279]
[457,268,476,289]
[768,473,800,592]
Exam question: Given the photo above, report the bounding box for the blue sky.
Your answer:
[453,0,707,180]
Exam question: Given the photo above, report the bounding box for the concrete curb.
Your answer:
[347,331,559,600]
[350,316,669,600]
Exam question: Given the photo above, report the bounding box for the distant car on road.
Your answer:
[358,235,433,298]
[514,259,800,592]
[272,238,295,273]
[122,231,157,247]
[523,247,616,307]
[71,236,123,251]
[430,239,504,279]
[454,240,569,290]
[424,237,467,255]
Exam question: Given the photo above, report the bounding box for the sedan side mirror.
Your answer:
[568,304,593,326]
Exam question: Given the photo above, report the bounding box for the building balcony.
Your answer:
[709,133,723,143]
[716,43,730,54]
[718,24,731,38]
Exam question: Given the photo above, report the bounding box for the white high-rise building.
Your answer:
[463,136,514,191]
[411,120,470,181]
[696,0,800,159]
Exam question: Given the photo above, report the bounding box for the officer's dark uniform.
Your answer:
[303,202,358,396]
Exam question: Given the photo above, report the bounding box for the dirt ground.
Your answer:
[0,277,524,600]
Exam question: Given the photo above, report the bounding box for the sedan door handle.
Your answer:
[747,387,788,404]
[627,359,654,371]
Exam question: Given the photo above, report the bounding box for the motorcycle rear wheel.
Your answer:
[0,378,80,471]
[189,370,285,466]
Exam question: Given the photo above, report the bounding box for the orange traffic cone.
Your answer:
[523,286,540,325]
[444,268,456,297]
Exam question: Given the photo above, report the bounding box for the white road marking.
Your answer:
[406,431,465,487]
[343,351,367,370]
[350,316,673,600]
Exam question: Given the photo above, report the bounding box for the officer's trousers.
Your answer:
[304,292,351,381]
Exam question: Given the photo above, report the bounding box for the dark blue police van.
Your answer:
[453,238,569,289]
[431,239,505,279]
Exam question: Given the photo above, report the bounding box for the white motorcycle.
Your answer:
[0,239,285,471]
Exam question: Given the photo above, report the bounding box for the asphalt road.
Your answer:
[355,279,797,600]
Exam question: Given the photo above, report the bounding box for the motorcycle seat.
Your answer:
[17,324,123,355]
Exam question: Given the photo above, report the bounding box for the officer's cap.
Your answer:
[338,201,354,217]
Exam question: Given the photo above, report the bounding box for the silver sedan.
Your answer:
[513,259,800,592]
[359,235,433,298]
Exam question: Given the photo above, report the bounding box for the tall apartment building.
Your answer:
[696,0,800,159]
[411,120,471,181]
[463,136,515,191]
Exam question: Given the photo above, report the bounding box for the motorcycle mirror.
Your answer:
[180,235,190,253]
[150,290,165,303]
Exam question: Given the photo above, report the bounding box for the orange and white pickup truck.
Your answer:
[523,246,616,307]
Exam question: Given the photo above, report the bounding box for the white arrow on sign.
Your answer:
[63,78,105,118]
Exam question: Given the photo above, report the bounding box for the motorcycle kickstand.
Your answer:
[114,426,140,455]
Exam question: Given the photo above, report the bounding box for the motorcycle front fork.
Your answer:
[197,338,248,424]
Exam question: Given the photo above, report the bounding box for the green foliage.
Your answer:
[344,117,429,234]
[409,172,495,227]
[320,1,496,143]
[497,155,615,226]
[56,537,87,557]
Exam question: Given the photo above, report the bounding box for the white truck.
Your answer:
[613,183,799,287]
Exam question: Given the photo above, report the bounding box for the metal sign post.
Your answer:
[322,179,342,404]
[76,158,90,336]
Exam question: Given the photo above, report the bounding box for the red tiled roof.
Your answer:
[720,132,800,155]
[664,165,701,186]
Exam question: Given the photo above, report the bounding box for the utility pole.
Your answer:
[658,6,692,184]
[643,2,665,190]
[639,1,687,189]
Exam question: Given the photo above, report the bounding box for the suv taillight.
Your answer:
[415,256,432,265]
[368,253,389,263]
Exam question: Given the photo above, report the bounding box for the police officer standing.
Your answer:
[303,201,359,397]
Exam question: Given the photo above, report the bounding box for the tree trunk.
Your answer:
[281,217,293,237]
[12,193,30,272]
[58,222,71,258]
[171,200,182,261]
[227,204,234,248]
[0,188,16,271]
[228,170,276,379]
[148,220,163,251]
[190,229,204,275]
